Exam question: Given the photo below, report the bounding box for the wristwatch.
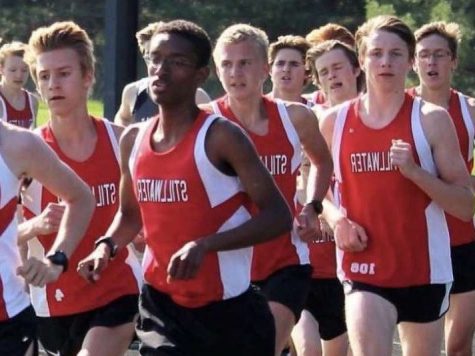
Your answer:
[94,236,118,259]
[46,250,68,273]
[307,199,323,215]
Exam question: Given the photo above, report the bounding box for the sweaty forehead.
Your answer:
[366,30,407,49]
[275,48,303,61]
[217,40,264,61]
[149,32,195,56]
[416,34,449,49]
[36,48,80,71]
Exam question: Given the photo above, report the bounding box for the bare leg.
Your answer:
[77,321,136,356]
[322,333,349,356]
[345,291,397,356]
[291,310,322,356]
[270,301,296,356]
[445,291,475,356]
[398,318,443,356]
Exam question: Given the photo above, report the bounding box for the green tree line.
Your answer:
[0,0,473,100]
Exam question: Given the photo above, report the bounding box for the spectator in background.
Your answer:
[0,41,38,128]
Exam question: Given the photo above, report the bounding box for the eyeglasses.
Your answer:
[143,54,196,70]
[416,50,452,61]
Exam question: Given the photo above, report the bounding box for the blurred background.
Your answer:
[1,0,473,121]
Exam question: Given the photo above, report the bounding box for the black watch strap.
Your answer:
[46,250,68,273]
[308,199,323,215]
[94,236,118,259]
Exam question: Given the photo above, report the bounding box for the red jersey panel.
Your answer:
[444,90,475,246]
[211,96,309,281]
[333,94,452,287]
[23,118,142,317]
[408,88,475,246]
[0,152,30,321]
[0,90,35,128]
[130,111,253,308]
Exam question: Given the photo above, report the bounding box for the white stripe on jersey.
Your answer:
[217,206,253,299]
[194,114,245,207]
[0,153,30,319]
[412,98,452,283]
[275,99,301,174]
[458,93,475,161]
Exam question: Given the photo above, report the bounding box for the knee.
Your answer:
[446,336,472,356]
[292,334,321,356]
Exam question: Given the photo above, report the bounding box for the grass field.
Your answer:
[36,99,104,126]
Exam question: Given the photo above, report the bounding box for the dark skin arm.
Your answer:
[167,118,292,280]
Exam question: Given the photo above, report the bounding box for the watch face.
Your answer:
[47,251,68,272]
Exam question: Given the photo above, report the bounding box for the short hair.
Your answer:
[0,41,27,66]
[306,23,355,48]
[268,35,310,65]
[153,20,211,68]
[414,21,461,59]
[214,24,269,63]
[306,40,364,92]
[136,22,163,55]
[26,21,95,84]
[356,15,415,59]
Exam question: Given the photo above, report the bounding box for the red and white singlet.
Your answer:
[0,151,29,321]
[0,90,35,128]
[333,94,452,287]
[211,96,309,281]
[130,111,254,308]
[23,118,142,317]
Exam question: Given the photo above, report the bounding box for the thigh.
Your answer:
[78,294,138,356]
[444,291,475,349]
[345,285,397,356]
[398,318,443,356]
[291,310,322,356]
[80,322,136,356]
[0,306,38,356]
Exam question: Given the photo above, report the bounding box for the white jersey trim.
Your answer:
[332,102,351,183]
[194,114,245,207]
[210,100,222,116]
[129,121,153,177]
[412,97,452,283]
[0,153,30,318]
[103,119,120,164]
[276,99,301,174]
[0,96,6,121]
[457,92,475,161]
[217,206,252,299]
